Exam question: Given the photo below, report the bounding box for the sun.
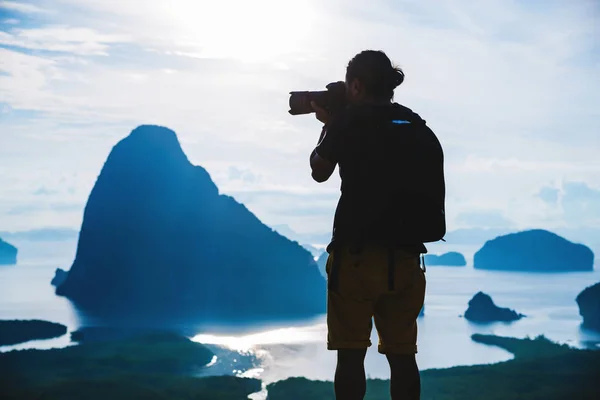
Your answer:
[166,0,318,63]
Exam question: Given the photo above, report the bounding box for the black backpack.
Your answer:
[344,105,446,244]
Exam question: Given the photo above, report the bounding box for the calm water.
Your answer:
[1,239,599,387]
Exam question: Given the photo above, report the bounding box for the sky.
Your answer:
[0,0,599,242]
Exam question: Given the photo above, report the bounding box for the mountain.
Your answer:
[576,282,600,332]
[473,229,594,272]
[271,224,332,247]
[0,237,17,265]
[424,252,466,266]
[54,125,326,320]
[316,251,328,278]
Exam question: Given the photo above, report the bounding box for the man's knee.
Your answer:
[337,348,368,366]
[386,353,418,371]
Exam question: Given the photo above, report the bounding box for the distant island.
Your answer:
[576,282,600,332]
[473,229,594,271]
[0,237,17,265]
[54,125,325,321]
[424,252,466,266]
[464,292,524,323]
[0,320,67,346]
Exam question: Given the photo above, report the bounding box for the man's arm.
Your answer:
[309,102,339,183]
[310,126,336,183]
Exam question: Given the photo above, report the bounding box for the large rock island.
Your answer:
[0,237,17,265]
[474,229,594,271]
[464,292,524,323]
[424,252,466,266]
[576,282,600,331]
[55,125,325,320]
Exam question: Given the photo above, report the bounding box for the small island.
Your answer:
[474,229,594,271]
[464,292,524,323]
[576,282,600,331]
[424,252,466,266]
[0,320,68,346]
[0,237,17,265]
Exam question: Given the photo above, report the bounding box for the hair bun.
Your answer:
[390,68,405,88]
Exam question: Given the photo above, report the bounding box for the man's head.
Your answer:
[345,50,404,105]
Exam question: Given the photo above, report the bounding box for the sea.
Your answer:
[1,238,599,396]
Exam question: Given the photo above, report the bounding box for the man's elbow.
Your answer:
[311,170,330,183]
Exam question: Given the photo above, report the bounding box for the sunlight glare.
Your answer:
[167,0,317,62]
[191,324,325,352]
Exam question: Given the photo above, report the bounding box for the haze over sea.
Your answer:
[2,238,599,384]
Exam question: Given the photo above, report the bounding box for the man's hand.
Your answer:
[311,101,329,125]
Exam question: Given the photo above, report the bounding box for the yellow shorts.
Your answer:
[325,244,426,354]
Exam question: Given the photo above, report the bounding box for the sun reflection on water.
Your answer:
[191,324,325,352]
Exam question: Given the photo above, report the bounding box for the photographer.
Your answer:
[308,50,444,400]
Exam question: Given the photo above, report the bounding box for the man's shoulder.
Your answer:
[391,103,426,124]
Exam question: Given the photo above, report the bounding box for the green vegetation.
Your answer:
[0,319,67,346]
[267,335,600,400]
[2,330,598,399]
[0,332,260,400]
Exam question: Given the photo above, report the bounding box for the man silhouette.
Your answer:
[309,50,443,400]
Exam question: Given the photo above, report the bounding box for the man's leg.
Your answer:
[326,248,375,400]
[373,249,426,400]
[386,353,420,400]
[334,348,368,400]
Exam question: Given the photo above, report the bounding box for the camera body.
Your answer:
[288,81,347,116]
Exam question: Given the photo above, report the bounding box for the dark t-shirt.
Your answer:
[315,102,427,254]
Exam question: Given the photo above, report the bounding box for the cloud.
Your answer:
[227,166,259,183]
[3,18,20,24]
[561,181,600,226]
[455,210,515,229]
[0,1,48,14]
[32,186,57,195]
[0,26,130,55]
[0,0,599,236]
[534,181,600,228]
[537,187,560,206]
[7,202,82,215]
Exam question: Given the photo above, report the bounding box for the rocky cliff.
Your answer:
[55,125,325,320]
[464,292,524,323]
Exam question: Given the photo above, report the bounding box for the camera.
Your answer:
[288,81,347,116]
